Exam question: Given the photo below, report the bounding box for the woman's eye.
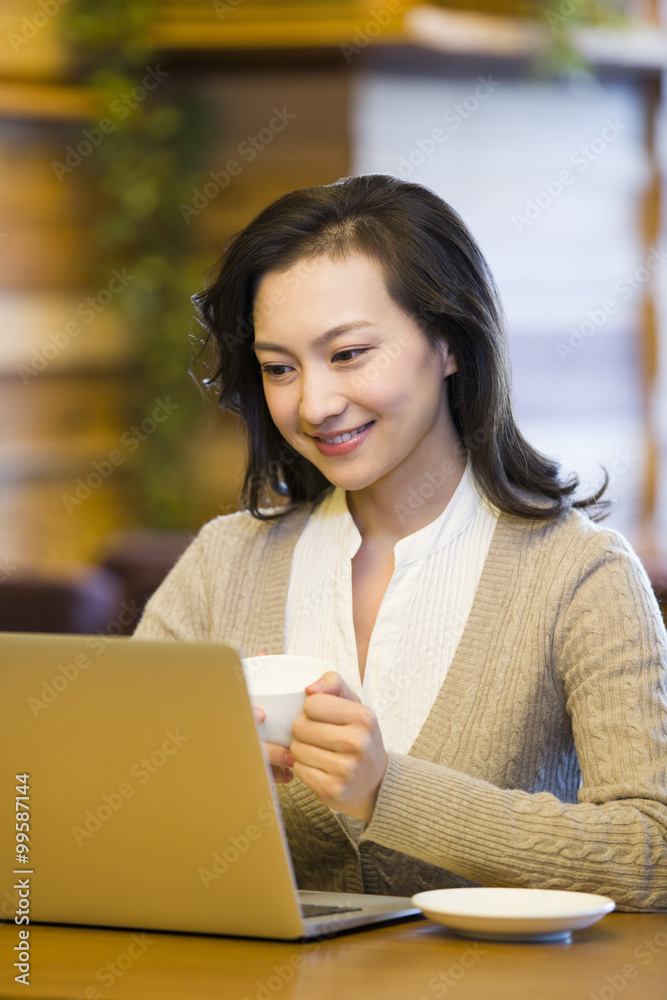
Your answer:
[259,348,373,377]
[260,364,292,378]
[332,348,371,363]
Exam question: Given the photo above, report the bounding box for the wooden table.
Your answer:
[2,913,666,999]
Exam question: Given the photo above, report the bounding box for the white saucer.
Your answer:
[411,888,616,942]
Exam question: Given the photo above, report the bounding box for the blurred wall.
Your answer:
[0,53,351,572]
[353,69,655,544]
[0,117,134,571]
[0,1,664,584]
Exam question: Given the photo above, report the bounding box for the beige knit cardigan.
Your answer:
[133,502,667,912]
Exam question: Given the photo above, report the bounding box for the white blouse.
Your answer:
[284,461,499,756]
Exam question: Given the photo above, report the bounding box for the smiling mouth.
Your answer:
[313,422,374,445]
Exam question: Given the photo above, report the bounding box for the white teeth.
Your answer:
[323,423,370,445]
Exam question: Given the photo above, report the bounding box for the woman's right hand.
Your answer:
[252,706,295,784]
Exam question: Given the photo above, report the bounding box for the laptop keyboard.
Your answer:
[301,904,363,918]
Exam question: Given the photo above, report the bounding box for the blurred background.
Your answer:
[0,0,665,633]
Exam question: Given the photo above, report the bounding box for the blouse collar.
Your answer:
[313,460,491,565]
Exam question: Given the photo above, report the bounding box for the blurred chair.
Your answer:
[101,530,191,634]
[642,558,667,629]
[0,568,124,635]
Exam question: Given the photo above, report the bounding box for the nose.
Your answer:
[298,364,347,430]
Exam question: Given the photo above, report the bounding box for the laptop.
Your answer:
[0,632,420,940]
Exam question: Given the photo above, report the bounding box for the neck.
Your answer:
[346,443,468,546]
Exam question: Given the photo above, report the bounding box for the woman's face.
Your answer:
[252,252,458,496]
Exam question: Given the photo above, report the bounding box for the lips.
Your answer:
[311,421,374,457]
[314,422,374,445]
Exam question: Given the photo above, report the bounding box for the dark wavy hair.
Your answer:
[193,173,609,521]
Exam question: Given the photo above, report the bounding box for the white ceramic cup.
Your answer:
[241,654,335,749]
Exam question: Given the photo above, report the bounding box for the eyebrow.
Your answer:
[253,320,376,353]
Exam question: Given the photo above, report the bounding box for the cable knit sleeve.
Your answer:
[362,524,667,911]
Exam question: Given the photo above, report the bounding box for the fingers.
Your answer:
[253,706,294,783]
[291,741,365,810]
[292,761,347,809]
[266,742,295,768]
[300,692,373,727]
[253,669,367,790]
[292,717,367,757]
[291,742,387,822]
[291,740,347,775]
[272,765,294,784]
[305,671,360,702]
[266,741,295,784]
[293,695,377,756]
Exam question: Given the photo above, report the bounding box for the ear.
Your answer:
[435,339,458,378]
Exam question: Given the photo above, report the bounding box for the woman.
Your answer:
[134,174,667,911]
